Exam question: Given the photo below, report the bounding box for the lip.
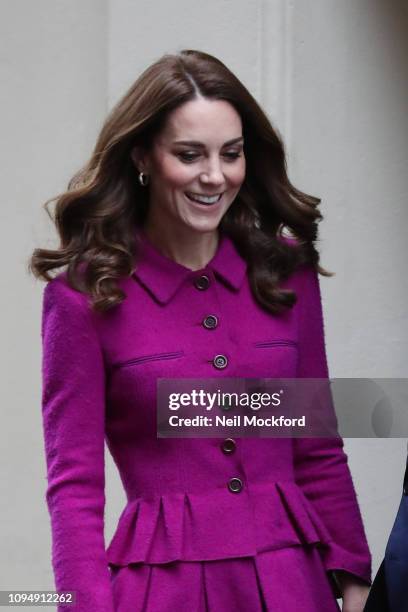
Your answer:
[184,192,224,207]
[185,191,224,199]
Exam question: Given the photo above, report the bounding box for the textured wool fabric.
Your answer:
[109,546,341,611]
[41,230,371,611]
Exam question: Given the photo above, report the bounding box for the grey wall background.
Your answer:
[1,0,407,604]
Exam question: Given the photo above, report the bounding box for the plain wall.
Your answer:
[1,0,108,597]
[1,0,406,602]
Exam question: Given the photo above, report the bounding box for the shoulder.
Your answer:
[41,270,96,339]
[274,233,327,322]
[276,233,319,291]
[43,271,90,310]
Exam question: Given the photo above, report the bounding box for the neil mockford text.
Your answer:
[167,414,306,428]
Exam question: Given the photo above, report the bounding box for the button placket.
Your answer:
[193,270,231,373]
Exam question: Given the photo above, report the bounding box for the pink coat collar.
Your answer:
[133,229,247,304]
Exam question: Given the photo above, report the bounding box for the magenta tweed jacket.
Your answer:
[41,230,371,611]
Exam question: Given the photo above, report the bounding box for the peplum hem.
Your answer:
[106,481,334,568]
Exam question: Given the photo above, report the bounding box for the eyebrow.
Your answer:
[173,137,244,147]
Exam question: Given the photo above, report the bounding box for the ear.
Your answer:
[130,145,148,173]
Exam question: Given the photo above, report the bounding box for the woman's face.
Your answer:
[132,97,246,236]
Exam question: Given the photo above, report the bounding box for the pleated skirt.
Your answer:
[109,544,341,612]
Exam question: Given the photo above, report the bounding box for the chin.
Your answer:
[186,220,221,234]
[178,213,222,232]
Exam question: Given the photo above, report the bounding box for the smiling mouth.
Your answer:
[185,192,223,205]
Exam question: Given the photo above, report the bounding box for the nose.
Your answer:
[200,156,225,186]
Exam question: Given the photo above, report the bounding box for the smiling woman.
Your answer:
[29,49,371,612]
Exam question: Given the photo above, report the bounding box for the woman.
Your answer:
[31,49,371,611]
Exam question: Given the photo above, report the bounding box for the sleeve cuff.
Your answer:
[320,541,372,594]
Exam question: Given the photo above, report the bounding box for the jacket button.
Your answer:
[221,438,236,454]
[194,275,210,290]
[228,477,243,493]
[203,315,218,330]
[213,354,228,369]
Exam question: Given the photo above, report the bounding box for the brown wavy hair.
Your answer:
[29,49,332,313]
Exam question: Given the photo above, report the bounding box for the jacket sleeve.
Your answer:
[292,264,372,588]
[41,277,115,612]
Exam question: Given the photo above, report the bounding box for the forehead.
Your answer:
[157,98,243,143]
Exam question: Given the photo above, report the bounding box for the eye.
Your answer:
[224,151,242,160]
[177,151,243,163]
[177,152,199,162]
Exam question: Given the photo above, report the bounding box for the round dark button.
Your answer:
[203,315,218,330]
[194,275,210,290]
[221,438,236,454]
[228,477,243,493]
[213,354,228,369]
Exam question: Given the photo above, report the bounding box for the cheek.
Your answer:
[159,157,193,188]
[228,158,246,188]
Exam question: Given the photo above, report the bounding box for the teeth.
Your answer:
[186,192,222,204]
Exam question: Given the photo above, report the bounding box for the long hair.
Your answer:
[29,49,332,313]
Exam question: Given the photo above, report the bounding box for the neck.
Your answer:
[141,223,220,271]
